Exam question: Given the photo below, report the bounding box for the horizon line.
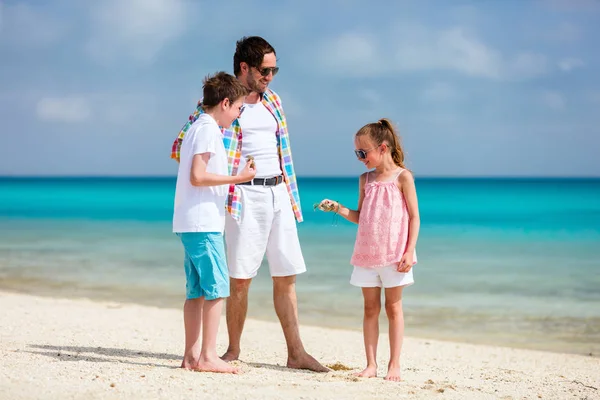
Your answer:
[1,175,599,180]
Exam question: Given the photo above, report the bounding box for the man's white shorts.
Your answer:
[350,265,414,288]
[224,183,307,279]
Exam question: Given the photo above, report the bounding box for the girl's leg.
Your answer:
[356,287,382,378]
[197,298,239,373]
[384,286,404,381]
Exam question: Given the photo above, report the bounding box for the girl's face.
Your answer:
[354,135,382,169]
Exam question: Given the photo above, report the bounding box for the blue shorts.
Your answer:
[176,232,230,300]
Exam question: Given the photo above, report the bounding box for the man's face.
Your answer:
[245,52,277,94]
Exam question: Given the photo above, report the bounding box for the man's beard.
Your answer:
[246,74,265,94]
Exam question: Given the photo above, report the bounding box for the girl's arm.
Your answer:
[335,173,367,225]
[190,153,255,187]
[399,171,420,254]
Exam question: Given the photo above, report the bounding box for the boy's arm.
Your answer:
[335,173,367,225]
[190,153,254,187]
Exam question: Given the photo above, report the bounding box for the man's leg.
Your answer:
[267,184,329,372]
[272,275,329,372]
[222,186,272,361]
[221,278,252,361]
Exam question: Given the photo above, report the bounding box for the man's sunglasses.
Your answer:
[354,146,378,160]
[257,67,279,77]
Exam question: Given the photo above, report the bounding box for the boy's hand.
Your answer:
[238,162,256,183]
[397,252,414,273]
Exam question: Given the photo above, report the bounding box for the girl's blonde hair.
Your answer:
[355,118,407,168]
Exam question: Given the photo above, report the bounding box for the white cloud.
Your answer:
[558,58,585,71]
[85,0,187,64]
[0,3,66,46]
[317,25,548,80]
[37,97,92,123]
[541,91,566,110]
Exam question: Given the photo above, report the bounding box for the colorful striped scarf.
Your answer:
[171,88,303,222]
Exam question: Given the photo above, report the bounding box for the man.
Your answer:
[171,36,328,373]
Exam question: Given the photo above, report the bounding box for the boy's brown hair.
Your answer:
[201,71,249,110]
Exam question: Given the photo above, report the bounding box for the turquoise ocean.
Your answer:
[1,177,599,356]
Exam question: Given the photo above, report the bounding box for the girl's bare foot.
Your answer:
[384,362,401,382]
[194,355,240,374]
[355,364,378,378]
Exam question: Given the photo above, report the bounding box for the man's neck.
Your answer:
[244,91,263,105]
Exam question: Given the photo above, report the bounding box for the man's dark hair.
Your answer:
[201,71,249,109]
[233,36,276,76]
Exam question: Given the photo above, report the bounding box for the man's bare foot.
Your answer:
[384,363,401,382]
[355,364,378,378]
[193,355,240,374]
[287,352,330,372]
[220,349,240,362]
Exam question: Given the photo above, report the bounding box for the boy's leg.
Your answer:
[196,297,238,373]
[182,232,238,374]
[357,286,382,378]
[384,286,404,382]
[182,297,204,369]
[178,237,205,370]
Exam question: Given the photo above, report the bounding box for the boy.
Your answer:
[173,71,254,373]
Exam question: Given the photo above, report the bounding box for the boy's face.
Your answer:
[221,98,245,128]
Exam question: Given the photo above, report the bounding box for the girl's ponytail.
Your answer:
[379,118,406,168]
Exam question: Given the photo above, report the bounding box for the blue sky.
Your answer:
[1,0,599,177]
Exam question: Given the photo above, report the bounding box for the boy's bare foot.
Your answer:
[194,355,240,374]
[384,363,401,382]
[181,355,200,370]
[355,364,378,378]
[287,352,330,372]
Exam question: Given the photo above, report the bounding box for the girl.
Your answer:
[318,118,420,382]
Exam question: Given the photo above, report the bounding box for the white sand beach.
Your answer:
[0,290,598,400]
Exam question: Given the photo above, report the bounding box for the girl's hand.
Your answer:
[397,252,414,272]
[315,199,339,212]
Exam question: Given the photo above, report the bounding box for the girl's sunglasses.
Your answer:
[354,146,378,159]
[258,67,279,77]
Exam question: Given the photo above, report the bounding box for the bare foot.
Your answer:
[355,364,378,378]
[194,355,240,374]
[181,355,200,370]
[287,352,330,372]
[384,363,401,382]
[220,349,240,362]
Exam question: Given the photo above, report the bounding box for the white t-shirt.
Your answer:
[173,113,229,233]
[238,102,282,178]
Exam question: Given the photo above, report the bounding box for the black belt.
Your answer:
[238,175,284,187]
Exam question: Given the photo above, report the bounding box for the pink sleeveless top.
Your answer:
[350,169,416,268]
